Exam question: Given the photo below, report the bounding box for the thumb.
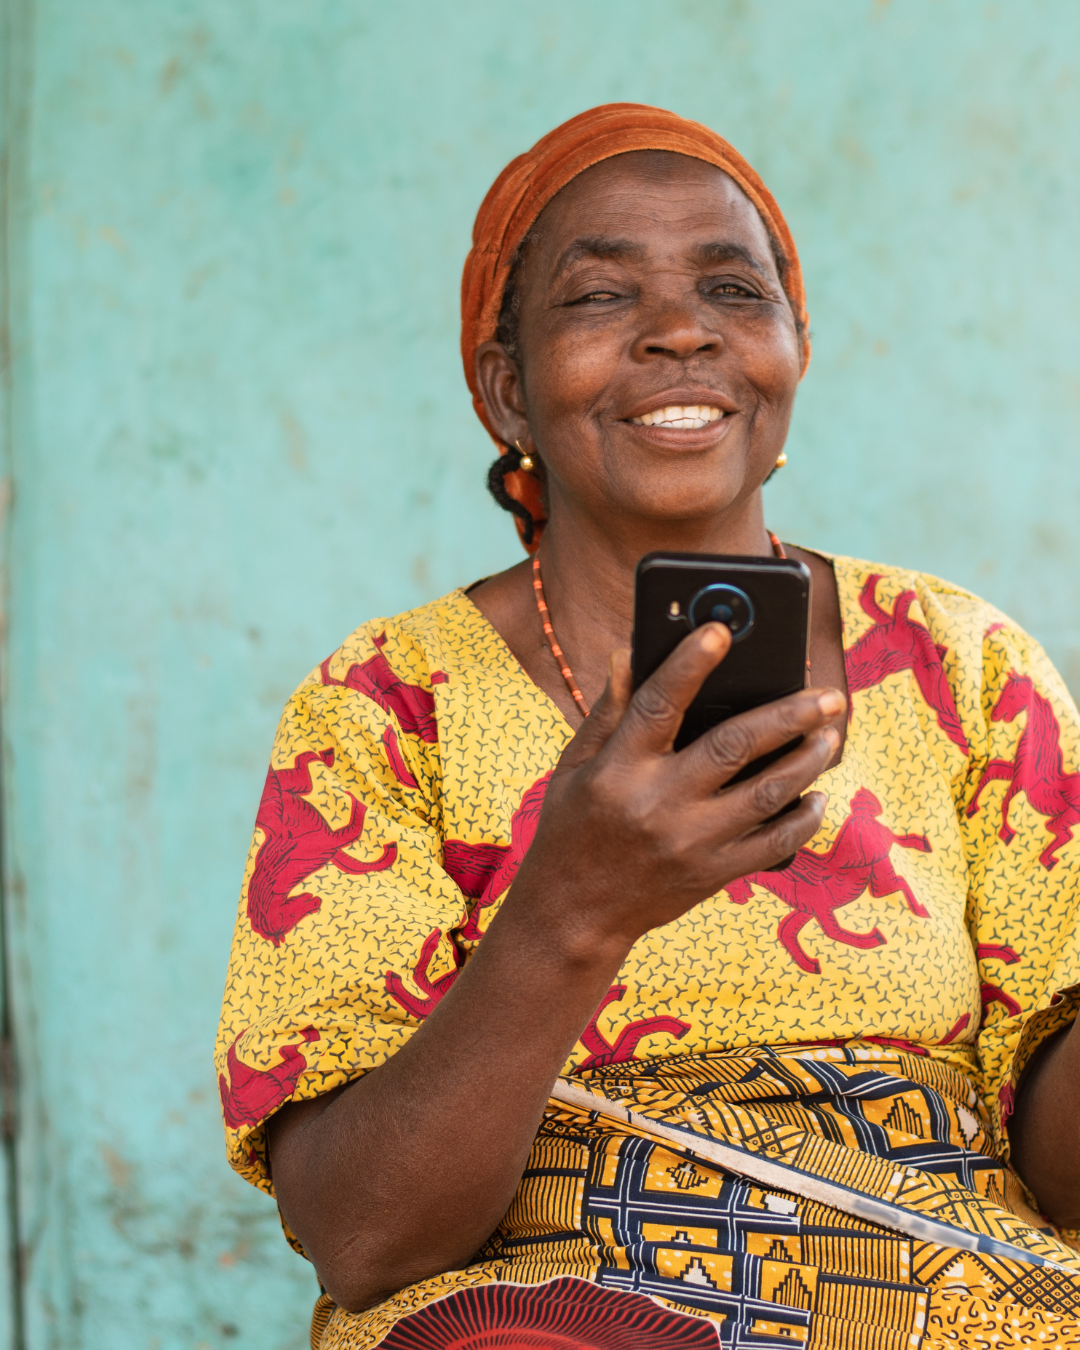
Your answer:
[555,649,632,772]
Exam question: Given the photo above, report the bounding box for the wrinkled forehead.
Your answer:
[522,150,779,278]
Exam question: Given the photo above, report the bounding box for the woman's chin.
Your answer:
[606,486,757,532]
[592,461,762,524]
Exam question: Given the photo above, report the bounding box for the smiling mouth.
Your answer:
[628,404,725,429]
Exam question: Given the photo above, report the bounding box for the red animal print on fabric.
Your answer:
[844,575,969,752]
[386,776,554,1021]
[577,986,690,1071]
[218,1026,319,1129]
[445,773,552,940]
[976,943,1019,965]
[320,632,446,742]
[385,928,463,1019]
[802,1034,930,1056]
[382,726,419,789]
[860,1036,929,1057]
[980,983,1022,1018]
[725,788,932,974]
[977,943,1022,1021]
[966,670,1080,869]
[247,748,396,946]
[442,840,512,899]
[939,1013,971,1044]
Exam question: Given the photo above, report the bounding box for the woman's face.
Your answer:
[478,150,802,535]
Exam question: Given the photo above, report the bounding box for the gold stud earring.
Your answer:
[775,451,788,469]
[515,438,535,473]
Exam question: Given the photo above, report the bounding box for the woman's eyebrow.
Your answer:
[693,241,769,277]
[553,236,644,275]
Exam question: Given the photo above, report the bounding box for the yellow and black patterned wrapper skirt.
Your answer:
[313,1046,1080,1349]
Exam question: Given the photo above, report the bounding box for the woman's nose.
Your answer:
[631,296,722,361]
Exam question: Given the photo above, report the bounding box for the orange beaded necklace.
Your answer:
[532,556,590,717]
[532,531,789,720]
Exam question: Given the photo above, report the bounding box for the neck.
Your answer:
[535,491,773,694]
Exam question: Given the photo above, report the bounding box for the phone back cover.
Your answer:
[632,552,811,751]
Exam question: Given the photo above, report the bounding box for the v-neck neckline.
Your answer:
[452,553,862,773]
[452,586,580,735]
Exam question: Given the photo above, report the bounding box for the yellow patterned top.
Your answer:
[216,555,1080,1195]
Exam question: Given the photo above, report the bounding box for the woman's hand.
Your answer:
[503,621,843,957]
[270,626,843,1313]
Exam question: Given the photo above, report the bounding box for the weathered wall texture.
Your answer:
[1,1,1077,1345]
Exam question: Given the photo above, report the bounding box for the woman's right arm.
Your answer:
[269,625,843,1312]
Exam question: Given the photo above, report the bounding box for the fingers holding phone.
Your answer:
[503,560,844,952]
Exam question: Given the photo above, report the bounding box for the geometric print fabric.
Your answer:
[319,1047,1080,1348]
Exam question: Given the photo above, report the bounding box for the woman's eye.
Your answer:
[705,280,757,298]
[568,289,622,305]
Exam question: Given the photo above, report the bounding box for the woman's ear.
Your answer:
[474,341,530,449]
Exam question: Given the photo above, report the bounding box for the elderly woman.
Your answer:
[217,106,1080,1348]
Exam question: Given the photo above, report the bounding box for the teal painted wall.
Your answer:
[1,1,1078,1345]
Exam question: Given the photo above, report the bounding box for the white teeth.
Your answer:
[630,404,724,429]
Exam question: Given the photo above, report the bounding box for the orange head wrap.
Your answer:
[460,102,810,552]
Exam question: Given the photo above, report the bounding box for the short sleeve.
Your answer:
[215,620,470,1194]
[959,619,1080,1150]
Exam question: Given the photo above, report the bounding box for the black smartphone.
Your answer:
[632,548,812,765]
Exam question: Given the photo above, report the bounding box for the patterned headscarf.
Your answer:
[460,103,809,550]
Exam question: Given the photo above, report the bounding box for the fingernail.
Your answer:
[700,626,725,653]
[823,727,841,749]
[818,690,844,715]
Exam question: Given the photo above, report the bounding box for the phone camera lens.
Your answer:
[688,584,755,640]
